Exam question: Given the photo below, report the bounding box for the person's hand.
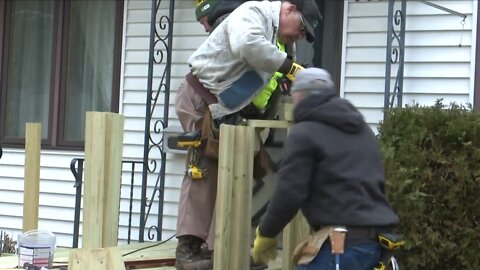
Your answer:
[252,227,277,264]
[286,62,304,81]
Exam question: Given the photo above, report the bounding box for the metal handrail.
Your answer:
[69,158,144,247]
[416,0,467,20]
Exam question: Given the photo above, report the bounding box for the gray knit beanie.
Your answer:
[291,68,335,93]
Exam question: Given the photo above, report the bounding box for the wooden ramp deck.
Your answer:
[0,241,176,270]
[0,240,283,270]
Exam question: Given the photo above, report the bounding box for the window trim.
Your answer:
[474,1,480,109]
[0,1,4,89]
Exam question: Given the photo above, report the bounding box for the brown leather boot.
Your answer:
[175,235,213,270]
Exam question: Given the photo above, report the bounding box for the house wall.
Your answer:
[0,0,477,248]
[343,0,477,130]
[121,0,206,243]
[0,0,206,247]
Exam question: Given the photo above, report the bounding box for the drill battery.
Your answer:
[177,131,202,148]
[378,233,404,250]
[374,233,404,270]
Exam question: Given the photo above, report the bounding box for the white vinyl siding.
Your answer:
[120,0,206,242]
[342,0,476,129]
[0,0,206,247]
[0,150,85,246]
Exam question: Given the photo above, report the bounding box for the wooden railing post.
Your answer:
[83,112,125,248]
[214,124,255,270]
[23,123,42,232]
[213,101,309,270]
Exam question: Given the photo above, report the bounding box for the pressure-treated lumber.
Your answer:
[282,213,310,270]
[23,123,41,232]
[281,102,294,122]
[83,112,125,248]
[281,104,309,270]
[68,247,126,270]
[246,119,291,129]
[102,113,125,247]
[214,124,255,270]
[246,109,309,270]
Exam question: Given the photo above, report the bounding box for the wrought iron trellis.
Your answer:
[384,0,468,117]
[69,158,144,248]
[139,0,175,242]
[384,0,407,115]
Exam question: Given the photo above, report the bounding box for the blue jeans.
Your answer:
[297,241,381,270]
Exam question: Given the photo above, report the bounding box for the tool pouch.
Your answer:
[330,227,347,254]
[292,227,333,266]
[201,109,220,159]
[200,108,271,180]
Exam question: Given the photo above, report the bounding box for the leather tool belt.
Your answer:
[293,226,393,266]
[186,72,218,105]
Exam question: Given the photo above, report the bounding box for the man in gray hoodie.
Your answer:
[174,1,322,269]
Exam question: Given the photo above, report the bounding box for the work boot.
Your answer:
[175,235,213,270]
[200,243,213,260]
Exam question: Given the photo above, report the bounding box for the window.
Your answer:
[0,0,123,149]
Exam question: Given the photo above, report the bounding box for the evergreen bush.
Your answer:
[377,100,480,269]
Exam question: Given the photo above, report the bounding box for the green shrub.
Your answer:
[377,100,480,269]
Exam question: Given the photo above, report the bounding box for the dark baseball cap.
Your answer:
[288,0,322,43]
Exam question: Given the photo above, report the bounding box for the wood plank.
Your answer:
[282,213,310,270]
[281,103,294,122]
[246,120,291,129]
[213,124,235,270]
[0,241,178,269]
[68,247,126,270]
[231,125,254,270]
[102,113,125,247]
[83,112,107,248]
[23,123,41,232]
[214,125,255,270]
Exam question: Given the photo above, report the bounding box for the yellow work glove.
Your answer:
[286,62,304,81]
[252,227,277,264]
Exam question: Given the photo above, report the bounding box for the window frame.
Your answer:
[0,1,4,93]
[0,0,123,150]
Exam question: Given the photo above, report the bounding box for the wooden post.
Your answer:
[83,112,124,248]
[280,102,310,270]
[281,101,310,270]
[214,124,255,270]
[23,123,41,232]
[102,113,125,247]
[248,102,310,270]
[213,100,309,269]
[282,213,310,270]
[68,247,126,270]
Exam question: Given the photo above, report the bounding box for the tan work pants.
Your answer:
[175,78,218,250]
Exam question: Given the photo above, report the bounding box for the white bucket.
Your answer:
[18,230,56,269]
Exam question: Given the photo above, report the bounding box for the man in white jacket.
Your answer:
[175,1,322,269]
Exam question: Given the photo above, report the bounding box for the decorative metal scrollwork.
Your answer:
[140,0,175,242]
[384,0,407,115]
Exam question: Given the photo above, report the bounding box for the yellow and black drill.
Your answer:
[374,233,405,270]
[177,130,207,180]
